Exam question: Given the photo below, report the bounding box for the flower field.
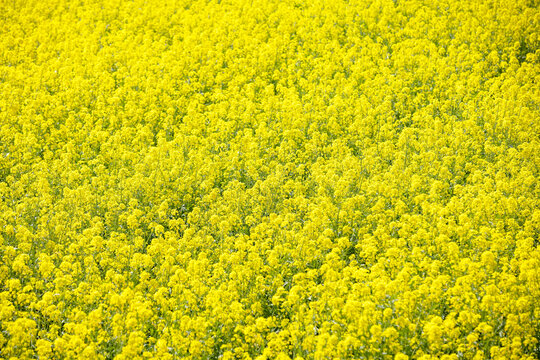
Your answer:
[1,0,539,358]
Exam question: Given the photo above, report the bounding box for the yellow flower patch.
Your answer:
[1,0,539,358]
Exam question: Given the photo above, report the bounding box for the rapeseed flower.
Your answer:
[1,0,539,358]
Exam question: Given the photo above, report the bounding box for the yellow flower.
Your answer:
[36,339,53,358]
[1,0,539,358]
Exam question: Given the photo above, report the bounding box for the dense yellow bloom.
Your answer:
[1,0,539,358]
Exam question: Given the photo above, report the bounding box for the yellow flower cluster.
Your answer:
[1,0,539,358]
